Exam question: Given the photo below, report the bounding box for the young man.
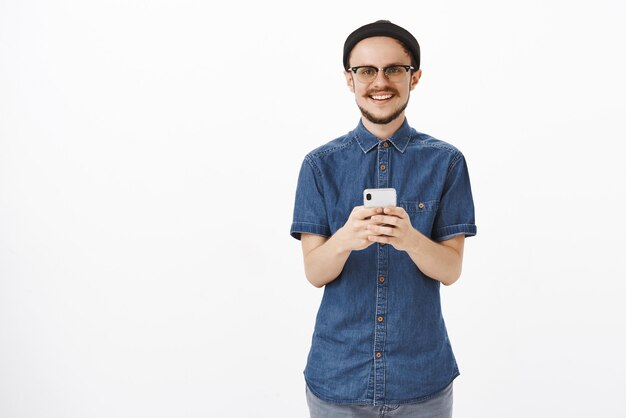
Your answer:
[290,20,477,418]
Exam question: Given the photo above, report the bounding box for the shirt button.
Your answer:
[418,202,425,209]
[380,164,386,171]
[383,141,389,148]
[375,352,382,359]
[377,316,384,323]
[378,276,385,283]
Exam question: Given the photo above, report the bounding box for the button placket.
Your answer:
[372,141,390,405]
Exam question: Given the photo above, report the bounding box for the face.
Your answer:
[345,36,421,125]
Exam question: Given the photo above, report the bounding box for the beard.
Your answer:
[358,93,410,125]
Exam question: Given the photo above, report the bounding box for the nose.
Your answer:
[371,68,391,87]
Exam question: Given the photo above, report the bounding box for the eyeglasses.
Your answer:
[347,65,415,83]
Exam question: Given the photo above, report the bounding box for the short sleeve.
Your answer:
[290,157,331,240]
[432,152,477,242]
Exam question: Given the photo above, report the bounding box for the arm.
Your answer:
[301,206,383,288]
[300,234,346,288]
[406,234,464,286]
[366,207,465,286]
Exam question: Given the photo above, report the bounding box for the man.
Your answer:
[290,20,477,418]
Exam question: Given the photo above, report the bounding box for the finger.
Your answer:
[370,215,398,226]
[367,224,395,236]
[383,206,407,218]
[355,206,383,219]
[351,205,364,214]
[368,234,391,244]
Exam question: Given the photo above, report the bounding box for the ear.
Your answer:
[409,69,422,91]
[344,70,355,93]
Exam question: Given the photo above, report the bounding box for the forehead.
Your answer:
[349,36,411,66]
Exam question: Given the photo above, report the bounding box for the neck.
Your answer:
[361,114,406,140]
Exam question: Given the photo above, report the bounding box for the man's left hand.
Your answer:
[366,206,419,252]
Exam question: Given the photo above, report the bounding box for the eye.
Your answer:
[386,66,403,75]
[358,67,377,77]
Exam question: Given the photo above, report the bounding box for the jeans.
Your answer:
[306,382,453,418]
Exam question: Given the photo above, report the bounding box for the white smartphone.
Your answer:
[363,188,397,208]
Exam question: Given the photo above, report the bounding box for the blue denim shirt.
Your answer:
[290,119,476,406]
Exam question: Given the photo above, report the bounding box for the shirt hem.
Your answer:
[433,224,477,242]
[304,372,460,406]
[290,222,331,240]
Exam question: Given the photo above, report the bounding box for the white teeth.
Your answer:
[371,94,392,100]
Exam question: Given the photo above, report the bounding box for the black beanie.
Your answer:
[343,20,420,71]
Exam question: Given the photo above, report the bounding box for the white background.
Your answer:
[2,1,626,417]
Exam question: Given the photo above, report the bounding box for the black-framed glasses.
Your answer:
[348,65,415,83]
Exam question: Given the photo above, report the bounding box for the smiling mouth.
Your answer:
[370,94,393,101]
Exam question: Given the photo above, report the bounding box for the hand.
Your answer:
[334,206,384,252]
[366,206,419,252]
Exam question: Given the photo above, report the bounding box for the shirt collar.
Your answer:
[353,118,412,154]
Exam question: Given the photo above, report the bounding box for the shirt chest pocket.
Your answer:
[399,200,439,237]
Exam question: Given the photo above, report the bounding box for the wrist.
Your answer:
[406,227,425,255]
[330,227,351,256]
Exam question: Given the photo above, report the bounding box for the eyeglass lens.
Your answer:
[355,66,410,82]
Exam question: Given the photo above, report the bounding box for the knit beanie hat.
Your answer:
[343,20,420,70]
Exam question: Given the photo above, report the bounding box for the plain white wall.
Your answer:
[2,1,625,417]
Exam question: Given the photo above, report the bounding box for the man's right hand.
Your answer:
[301,205,383,287]
[333,206,384,252]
